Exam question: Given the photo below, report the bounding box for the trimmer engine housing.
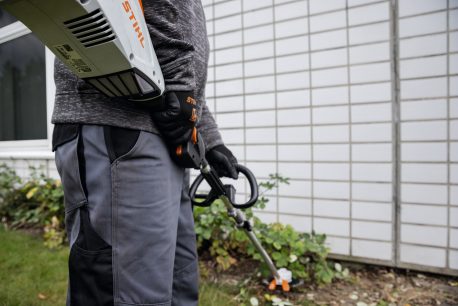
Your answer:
[0,0,165,105]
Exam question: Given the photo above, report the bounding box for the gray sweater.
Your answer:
[51,0,223,150]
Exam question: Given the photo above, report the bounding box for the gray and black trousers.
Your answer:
[53,124,199,306]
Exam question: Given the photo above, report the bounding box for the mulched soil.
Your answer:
[200,258,458,306]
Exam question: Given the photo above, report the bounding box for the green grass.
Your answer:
[0,227,238,306]
[199,283,239,306]
[0,227,68,306]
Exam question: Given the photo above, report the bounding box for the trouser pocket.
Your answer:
[103,126,141,163]
[69,206,113,306]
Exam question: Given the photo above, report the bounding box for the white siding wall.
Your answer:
[0,158,58,179]
[398,0,458,273]
[0,0,456,275]
[202,0,457,275]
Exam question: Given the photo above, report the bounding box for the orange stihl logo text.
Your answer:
[190,109,197,122]
[122,0,145,48]
[186,96,196,105]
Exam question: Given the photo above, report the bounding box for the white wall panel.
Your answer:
[310,29,347,50]
[311,86,349,105]
[277,89,310,108]
[352,240,392,260]
[352,163,392,182]
[309,0,346,14]
[275,35,309,55]
[311,48,347,69]
[397,0,456,274]
[398,0,447,17]
[245,93,276,110]
[278,197,312,215]
[399,34,447,58]
[352,202,392,222]
[278,215,312,232]
[350,23,390,46]
[310,11,346,32]
[399,12,447,37]
[314,199,350,218]
[349,42,390,63]
[209,0,410,272]
[278,162,311,179]
[243,8,272,28]
[275,1,308,21]
[326,236,350,255]
[244,42,274,60]
[350,62,391,83]
[348,2,390,25]
[401,99,447,120]
[313,125,349,143]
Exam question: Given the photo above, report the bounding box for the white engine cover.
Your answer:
[0,0,165,104]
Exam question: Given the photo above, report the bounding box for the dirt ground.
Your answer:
[200,259,458,306]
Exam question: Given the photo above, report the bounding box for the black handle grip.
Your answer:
[189,174,217,207]
[189,164,259,209]
[231,164,259,209]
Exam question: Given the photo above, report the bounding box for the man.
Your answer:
[52,1,237,305]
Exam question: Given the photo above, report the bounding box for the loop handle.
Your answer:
[189,164,259,209]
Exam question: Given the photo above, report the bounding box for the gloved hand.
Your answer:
[206,145,238,179]
[152,91,197,146]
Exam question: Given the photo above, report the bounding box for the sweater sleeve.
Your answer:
[143,0,223,149]
[142,0,196,92]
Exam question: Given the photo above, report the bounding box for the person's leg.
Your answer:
[54,124,113,306]
[172,170,199,306]
[55,125,187,306]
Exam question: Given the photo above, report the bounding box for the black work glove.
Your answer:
[206,145,238,179]
[152,91,197,146]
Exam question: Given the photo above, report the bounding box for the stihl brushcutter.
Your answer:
[173,133,297,292]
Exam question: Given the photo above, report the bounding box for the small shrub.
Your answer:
[0,164,23,223]
[250,222,335,284]
[193,173,341,285]
[194,174,285,270]
[0,164,65,247]
[43,215,66,249]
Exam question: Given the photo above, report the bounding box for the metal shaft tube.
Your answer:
[220,196,281,281]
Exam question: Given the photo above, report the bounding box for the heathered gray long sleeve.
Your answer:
[51,0,223,150]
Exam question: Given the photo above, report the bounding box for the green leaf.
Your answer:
[272,252,282,260]
[26,187,38,199]
[202,230,212,240]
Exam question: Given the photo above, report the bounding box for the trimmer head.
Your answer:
[263,268,303,292]
[266,277,303,292]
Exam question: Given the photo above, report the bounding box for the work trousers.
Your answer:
[53,124,199,306]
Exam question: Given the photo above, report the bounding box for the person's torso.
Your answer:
[52,0,210,132]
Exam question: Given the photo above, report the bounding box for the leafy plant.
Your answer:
[193,174,285,271]
[249,222,335,284]
[0,164,65,247]
[193,173,343,285]
[0,164,23,224]
[43,216,66,249]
